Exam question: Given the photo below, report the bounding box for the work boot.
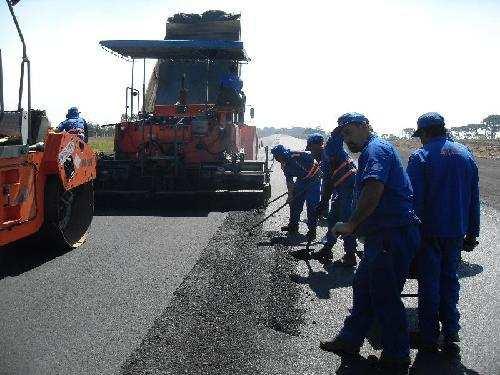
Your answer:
[333,253,357,267]
[311,245,333,262]
[319,336,360,356]
[368,353,411,375]
[441,333,460,357]
[281,224,299,235]
[306,227,317,242]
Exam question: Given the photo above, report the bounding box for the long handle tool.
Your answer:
[247,179,316,234]
[266,190,288,206]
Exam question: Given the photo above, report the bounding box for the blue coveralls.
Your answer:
[58,115,87,142]
[321,131,357,253]
[407,136,480,345]
[339,135,420,359]
[220,72,243,92]
[282,151,321,230]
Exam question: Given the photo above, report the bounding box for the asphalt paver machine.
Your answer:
[0,0,96,248]
[95,12,271,202]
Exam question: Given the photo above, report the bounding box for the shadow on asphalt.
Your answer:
[0,196,266,281]
[256,234,309,247]
[409,351,480,375]
[457,259,483,279]
[334,351,479,375]
[289,260,355,299]
[94,194,265,217]
[0,236,69,280]
[335,354,374,374]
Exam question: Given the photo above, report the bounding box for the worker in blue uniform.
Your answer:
[407,112,480,355]
[271,144,321,241]
[305,133,325,161]
[319,113,420,374]
[218,64,245,122]
[312,124,358,266]
[305,133,329,224]
[57,107,88,142]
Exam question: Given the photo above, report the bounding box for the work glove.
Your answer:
[462,235,479,252]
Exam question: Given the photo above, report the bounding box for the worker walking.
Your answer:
[271,144,321,241]
[312,124,358,266]
[320,113,420,374]
[57,107,88,142]
[407,112,480,355]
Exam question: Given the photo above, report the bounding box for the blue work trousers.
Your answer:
[289,179,321,230]
[339,225,420,359]
[326,176,357,253]
[417,237,462,345]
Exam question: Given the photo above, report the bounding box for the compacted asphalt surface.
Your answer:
[0,135,498,375]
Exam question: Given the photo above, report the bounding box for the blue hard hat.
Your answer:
[271,144,291,159]
[305,133,324,150]
[337,112,369,128]
[413,112,445,137]
[67,107,80,119]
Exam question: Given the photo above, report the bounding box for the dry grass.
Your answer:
[393,139,500,159]
[89,137,114,154]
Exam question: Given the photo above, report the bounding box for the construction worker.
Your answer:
[271,144,321,241]
[57,107,88,142]
[407,112,480,355]
[217,64,245,122]
[305,133,330,226]
[305,133,324,161]
[320,113,420,374]
[312,124,358,266]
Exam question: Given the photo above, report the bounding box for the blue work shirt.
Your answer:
[406,136,480,238]
[356,135,419,236]
[282,151,320,185]
[58,116,86,133]
[321,131,352,179]
[220,72,243,92]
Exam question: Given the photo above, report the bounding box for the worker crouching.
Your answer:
[271,144,321,241]
[320,113,421,374]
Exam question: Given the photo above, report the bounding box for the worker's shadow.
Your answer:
[457,259,483,279]
[409,351,479,375]
[334,354,374,375]
[0,236,69,280]
[334,351,479,375]
[257,233,309,247]
[289,260,354,299]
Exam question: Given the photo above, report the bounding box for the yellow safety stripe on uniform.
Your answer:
[333,168,356,187]
[331,158,357,187]
[303,161,320,179]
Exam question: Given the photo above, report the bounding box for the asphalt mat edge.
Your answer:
[120,210,308,375]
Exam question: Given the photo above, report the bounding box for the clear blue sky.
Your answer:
[1,0,499,134]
